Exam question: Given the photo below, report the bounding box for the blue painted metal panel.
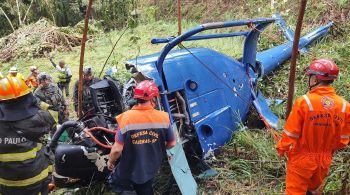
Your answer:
[167,142,197,195]
[163,48,246,93]
[193,106,235,156]
[272,13,295,41]
[253,91,279,129]
[257,42,293,76]
[187,90,227,122]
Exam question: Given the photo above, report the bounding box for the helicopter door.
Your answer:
[167,123,197,195]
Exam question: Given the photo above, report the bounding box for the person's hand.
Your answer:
[277,149,288,160]
[107,160,115,171]
[44,51,52,59]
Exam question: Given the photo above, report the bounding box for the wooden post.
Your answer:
[78,0,93,118]
[286,0,307,117]
[177,0,182,35]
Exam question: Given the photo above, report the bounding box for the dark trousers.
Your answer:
[58,82,70,97]
[109,172,154,195]
[134,179,154,195]
[0,179,49,195]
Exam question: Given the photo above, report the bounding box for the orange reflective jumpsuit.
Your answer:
[277,86,350,195]
[25,74,39,89]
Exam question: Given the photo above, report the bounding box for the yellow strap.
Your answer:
[0,167,49,187]
[48,165,53,173]
[39,101,50,110]
[0,144,42,162]
[48,110,59,123]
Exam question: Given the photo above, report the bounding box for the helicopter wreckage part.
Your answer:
[257,15,333,77]
[83,127,116,149]
[167,136,198,195]
[252,91,279,129]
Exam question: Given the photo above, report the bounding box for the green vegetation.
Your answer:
[1,0,350,194]
[0,0,134,37]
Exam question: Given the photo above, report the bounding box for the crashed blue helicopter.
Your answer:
[50,14,333,194]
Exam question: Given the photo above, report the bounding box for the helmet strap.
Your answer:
[308,75,320,90]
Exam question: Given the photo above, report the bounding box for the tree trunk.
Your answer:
[22,0,35,24]
[16,0,22,26]
[0,7,15,32]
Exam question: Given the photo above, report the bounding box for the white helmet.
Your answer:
[29,66,37,72]
[9,66,18,73]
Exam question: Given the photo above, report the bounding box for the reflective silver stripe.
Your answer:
[14,77,22,87]
[303,95,314,111]
[342,98,346,113]
[283,129,300,138]
[0,80,7,91]
[341,135,349,139]
[120,123,169,134]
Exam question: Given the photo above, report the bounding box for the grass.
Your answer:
[196,129,285,195]
[2,1,350,194]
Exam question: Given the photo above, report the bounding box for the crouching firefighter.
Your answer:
[0,75,56,195]
[34,72,69,125]
[107,80,176,195]
[277,59,350,195]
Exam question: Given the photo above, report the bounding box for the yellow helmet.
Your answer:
[0,76,31,101]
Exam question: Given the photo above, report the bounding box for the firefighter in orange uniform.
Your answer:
[25,66,40,90]
[277,59,350,195]
[108,80,176,195]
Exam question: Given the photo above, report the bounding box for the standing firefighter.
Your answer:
[34,72,68,124]
[108,80,176,195]
[25,66,40,90]
[49,58,72,97]
[73,67,101,116]
[8,66,25,81]
[0,75,56,195]
[277,59,350,195]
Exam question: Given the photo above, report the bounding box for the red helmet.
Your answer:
[133,80,159,100]
[305,59,339,81]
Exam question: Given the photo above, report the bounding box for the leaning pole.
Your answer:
[286,0,307,117]
[78,0,93,118]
